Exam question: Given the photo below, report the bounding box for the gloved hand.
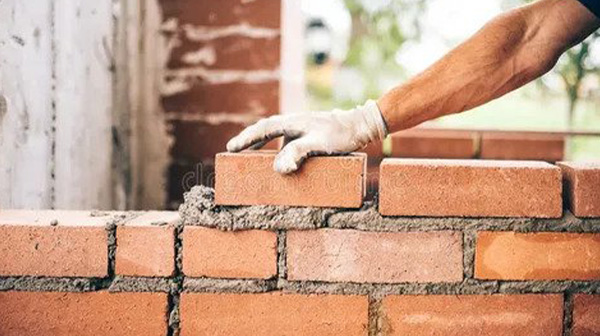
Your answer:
[226,100,388,174]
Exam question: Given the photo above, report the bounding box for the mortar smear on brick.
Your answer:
[178,186,337,230]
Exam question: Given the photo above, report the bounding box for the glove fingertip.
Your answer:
[226,138,241,152]
[273,156,297,174]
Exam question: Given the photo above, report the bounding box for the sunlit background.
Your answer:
[301,0,600,159]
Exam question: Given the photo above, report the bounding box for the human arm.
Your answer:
[227,0,600,173]
[378,0,600,131]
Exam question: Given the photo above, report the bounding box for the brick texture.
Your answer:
[215,151,366,208]
[381,294,563,336]
[162,81,280,116]
[573,294,600,336]
[287,229,463,283]
[379,159,562,217]
[160,0,281,28]
[390,129,477,159]
[359,140,383,158]
[180,293,368,336]
[475,231,600,280]
[167,36,280,70]
[480,132,564,161]
[115,212,179,277]
[0,210,108,277]
[0,291,167,336]
[183,226,277,278]
[558,162,600,217]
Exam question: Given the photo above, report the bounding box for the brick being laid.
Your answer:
[557,161,600,217]
[215,151,366,208]
[379,159,562,217]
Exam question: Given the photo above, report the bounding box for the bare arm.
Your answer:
[378,0,600,132]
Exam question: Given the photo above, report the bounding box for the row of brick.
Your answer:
[0,291,598,335]
[1,211,599,281]
[364,128,565,161]
[215,151,600,217]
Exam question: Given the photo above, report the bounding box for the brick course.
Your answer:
[475,231,600,280]
[180,293,368,336]
[287,229,463,283]
[390,129,477,159]
[379,159,562,217]
[215,151,366,208]
[160,0,281,28]
[381,294,563,335]
[480,132,564,161]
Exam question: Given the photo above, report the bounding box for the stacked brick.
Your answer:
[360,128,566,200]
[161,0,282,206]
[1,155,599,335]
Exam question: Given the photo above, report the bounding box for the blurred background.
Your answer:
[1,0,599,210]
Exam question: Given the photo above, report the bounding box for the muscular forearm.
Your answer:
[378,0,600,132]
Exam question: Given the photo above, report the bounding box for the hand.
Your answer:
[226,100,388,174]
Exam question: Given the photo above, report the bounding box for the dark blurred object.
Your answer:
[306,18,332,65]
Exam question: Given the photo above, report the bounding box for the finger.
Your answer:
[273,137,316,174]
[226,116,287,152]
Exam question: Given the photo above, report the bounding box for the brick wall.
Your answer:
[160,0,282,208]
[1,158,599,335]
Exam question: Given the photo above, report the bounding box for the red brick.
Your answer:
[167,35,280,70]
[160,0,281,28]
[480,132,564,161]
[475,231,600,280]
[169,120,279,162]
[115,212,178,277]
[359,140,383,158]
[0,210,108,277]
[381,294,563,336]
[215,151,366,208]
[0,291,167,336]
[287,229,462,283]
[573,294,600,336]
[390,129,477,159]
[558,162,600,217]
[379,159,562,217]
[180,293,368,336]
[182,226,277,278]
[162,80,279,115]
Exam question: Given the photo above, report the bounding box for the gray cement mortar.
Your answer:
[109,276,176,293]
[179,186,600,232]
[178,186,338,230]
[328,199,600,233]
[0,277,104,292]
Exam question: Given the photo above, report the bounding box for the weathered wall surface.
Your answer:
[0,0,173,210]
[158,0,284,208]
[0,1,117,209]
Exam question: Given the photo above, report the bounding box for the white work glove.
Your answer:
[226,100,388,174]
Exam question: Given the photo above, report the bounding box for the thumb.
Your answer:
[273,137,315,174]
